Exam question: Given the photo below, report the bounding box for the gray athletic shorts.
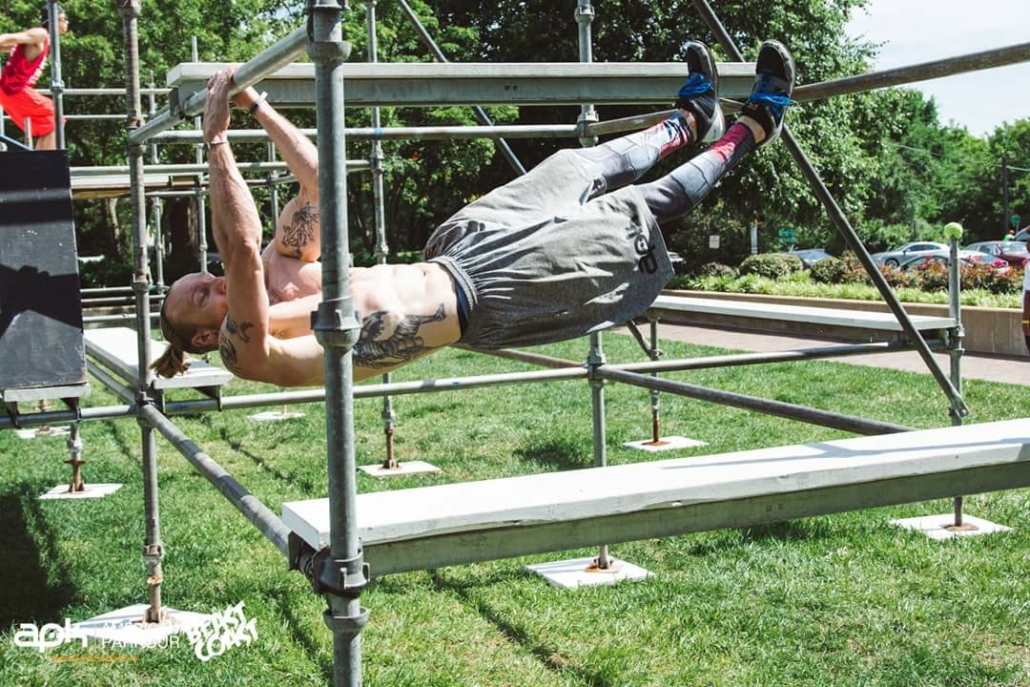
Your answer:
[425,149,673,349]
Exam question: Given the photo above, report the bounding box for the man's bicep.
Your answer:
[273,194,321,262]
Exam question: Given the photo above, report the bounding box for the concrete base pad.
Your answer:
[623,436,707,452]
[359,460,441,478]
[525,556,650,589]
[71,604,212,648]
[15,426,71,440]
[891,514,1012,540]
[247,411,306,422]
[39,483,123,500]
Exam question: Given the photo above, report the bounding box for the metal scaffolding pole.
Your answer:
[691,0,968,418]
[141,406,292,555]
[794,41,1030,103]
[191,37,209,273]
[128,26,309,145]
[396,0,526,175]
[46,0,66,149]
[72,160,371,175]
[306,4,366,686]
[365,0,397,470]
[117,0,166,626]
[597,367,913,436]
[147,72,165,287]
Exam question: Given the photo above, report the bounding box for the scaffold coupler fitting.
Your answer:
[306,0,354,63]
[311,298,361,351]
[576,108,599,148]
[315,547,371,638]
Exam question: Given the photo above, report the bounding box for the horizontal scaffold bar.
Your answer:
[167,61,757,108]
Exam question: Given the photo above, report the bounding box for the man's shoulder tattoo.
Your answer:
[282,202,319,259]
[220,314,255,372]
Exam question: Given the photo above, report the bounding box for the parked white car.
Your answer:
[871,241,949,268]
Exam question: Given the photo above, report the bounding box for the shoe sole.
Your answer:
[684,41,724,144]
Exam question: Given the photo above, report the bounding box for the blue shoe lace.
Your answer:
[747,73,795,119]
[677,73,713,99]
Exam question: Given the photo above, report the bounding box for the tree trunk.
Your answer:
[165,196,199,264]
[99,197,121,259]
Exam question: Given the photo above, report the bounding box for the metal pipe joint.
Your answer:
[311,299,361,350]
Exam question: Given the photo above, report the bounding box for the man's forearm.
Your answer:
[208,143,263,262]
[253,105,318,193]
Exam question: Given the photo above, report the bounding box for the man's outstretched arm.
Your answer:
[234,86,321,263]
[0,27,46,52]
[204,70,328,387]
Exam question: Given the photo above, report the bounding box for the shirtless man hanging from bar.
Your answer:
[154,40,796,387]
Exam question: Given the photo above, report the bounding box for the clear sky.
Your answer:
[846,0,1029,138]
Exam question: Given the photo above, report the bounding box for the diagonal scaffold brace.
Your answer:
[691,0,969,421]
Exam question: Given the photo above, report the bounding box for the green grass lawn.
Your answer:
[1,334,1028,686]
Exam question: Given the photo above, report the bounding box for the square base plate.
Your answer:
[359,460,441,478]
[891,514,1012,540]
[39,483,123,500]
[623,436,707,453]
[70,604,212,648]
[525,556,650,589]
[16,426,71,440]
[247,411,306,422]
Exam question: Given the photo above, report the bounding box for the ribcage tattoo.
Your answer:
[354,305,446,369]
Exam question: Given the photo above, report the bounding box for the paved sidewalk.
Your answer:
[617,323,1030,387]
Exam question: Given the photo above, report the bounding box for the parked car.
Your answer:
[899,249,1008,273]
[787,248,834,268]
[965,240,1030,267]
[871,241,949,268]
[1014,228,1029,242]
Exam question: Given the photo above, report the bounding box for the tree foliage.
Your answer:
[2,0,1028,272]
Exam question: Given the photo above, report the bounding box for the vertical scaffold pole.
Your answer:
[307,3,367,686]
[117,0,166,625]
[947,229,967,528]
[46,0,65,149]
[365,0,397,468]
[576,0,611,571]
[192,37,209,274]
[575,0,598,146]
[148,72,165,289]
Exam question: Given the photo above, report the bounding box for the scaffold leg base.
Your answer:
[890,514,1012,541]
[525,556,650,589]
[247,411,306,422]
[69,604,212,648]
[15,426,71,440]
[39,483,123,500]
[623,436,707,453]
[359,460,441,478]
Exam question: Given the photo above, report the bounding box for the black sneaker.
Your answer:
[675,41,724,145]
[738,40,796,147]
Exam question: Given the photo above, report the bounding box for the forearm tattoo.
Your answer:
[282,203,319,258]
[353,305,446,369]
[220,314,254,372]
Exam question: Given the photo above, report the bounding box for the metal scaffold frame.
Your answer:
[3,1,1029,685]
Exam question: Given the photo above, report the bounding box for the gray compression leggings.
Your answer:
[571,118,756,224]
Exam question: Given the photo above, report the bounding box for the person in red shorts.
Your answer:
[0,5,69,150]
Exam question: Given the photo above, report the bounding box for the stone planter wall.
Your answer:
[662,291,1025,357]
